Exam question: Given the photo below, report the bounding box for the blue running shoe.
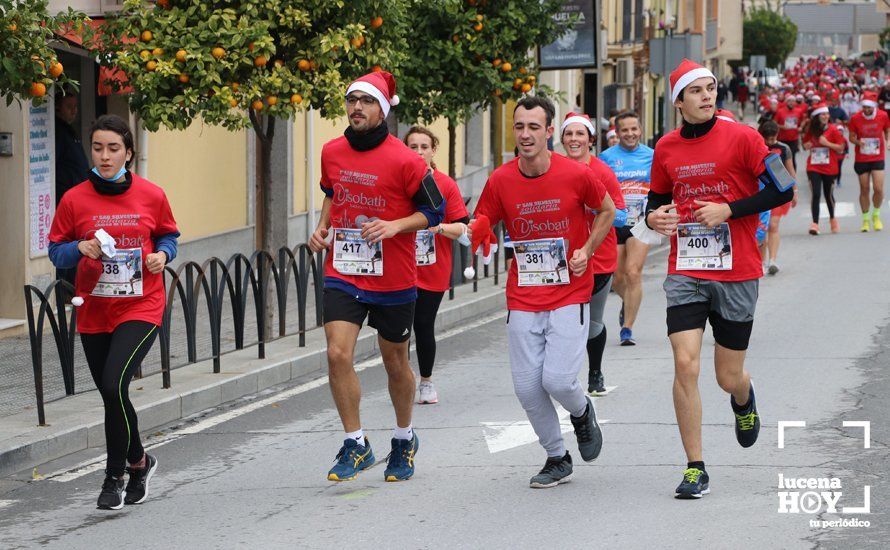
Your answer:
[675,467,710,499]
[384,433,419,482]
[619,327,636,346]
[327,437,375,481]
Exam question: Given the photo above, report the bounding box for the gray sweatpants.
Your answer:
[507,303,590,457]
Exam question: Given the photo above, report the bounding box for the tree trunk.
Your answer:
[447,117,457,180]
[249,111,278,344]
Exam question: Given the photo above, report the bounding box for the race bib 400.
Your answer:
[676,223,732,271]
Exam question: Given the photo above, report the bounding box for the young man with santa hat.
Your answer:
[308,70,445,483]
[645,59,794,499]
[474,96,616,488]
[848,90,890,232]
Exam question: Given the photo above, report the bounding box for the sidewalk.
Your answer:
[0,279,506,477]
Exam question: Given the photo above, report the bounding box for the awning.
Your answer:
[53,18,134,97]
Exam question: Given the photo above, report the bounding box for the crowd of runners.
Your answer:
[46,54,888,509]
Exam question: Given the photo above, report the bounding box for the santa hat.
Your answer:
[861,91,878,108]
[669,59,716,103]
[606,127,617,140]
[463,215,497,279]
[560,112,596,136]
[345,70,400,117]
[811,103,829,117]
[796,94,805,101]
[71,257,104,307]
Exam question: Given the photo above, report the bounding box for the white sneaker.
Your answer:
[417,381,438,404]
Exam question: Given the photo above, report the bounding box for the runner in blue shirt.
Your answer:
[599,112,655,346]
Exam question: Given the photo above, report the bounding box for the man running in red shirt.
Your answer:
[848,91,890,231]
[646,60,794,499]
[773,95,803,171]
[475,97,616,488]
[309,71,445,482]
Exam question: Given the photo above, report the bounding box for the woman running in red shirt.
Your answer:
[48,115,179,510]
[403,126,469,405]
[559,113,626,395]
[802,103,846,235]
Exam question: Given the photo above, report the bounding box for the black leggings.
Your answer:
[807,171,837,223]
[413,289,445,379]
[81,321,158,477]
[780,140,799,171]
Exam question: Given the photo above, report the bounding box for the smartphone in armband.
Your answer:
[764,153,796,192]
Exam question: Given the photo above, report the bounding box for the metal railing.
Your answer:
[23,232,506,425]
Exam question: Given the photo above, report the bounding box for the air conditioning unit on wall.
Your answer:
[616,58,634,86]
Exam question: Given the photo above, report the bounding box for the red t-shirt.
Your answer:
[473,154,607,312]
[774,105,802,142]
[320,134,429,292]
[848,111,890,163]
[804,125,845,175]
[585,156,625,275]
[417,170,468,293]
[48,174,179,333]
[650,118,768,282]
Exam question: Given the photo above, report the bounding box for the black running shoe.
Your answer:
[732,383,760,448]
[570,397,603,462]
[124,454,158,505]
[97,472,126,510]
[675,467,709,499]
[587,371,606,395]
[529,452,573,488]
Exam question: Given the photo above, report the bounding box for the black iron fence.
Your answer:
[23,235,506,425]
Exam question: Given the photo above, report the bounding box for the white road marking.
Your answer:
[482,406,611,454]
[799,201,855,219]
[46,309,508,482]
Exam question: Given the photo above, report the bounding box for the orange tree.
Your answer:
[99,0,409,252]
[396,0,567,177]
[0,0,90,106]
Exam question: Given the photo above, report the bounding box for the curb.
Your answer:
[0,281,506,478]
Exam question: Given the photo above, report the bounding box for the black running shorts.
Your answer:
[853,161,885,175]
[323,288,415,343]
[616,226,634,245]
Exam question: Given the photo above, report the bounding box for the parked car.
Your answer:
[753,68,780,89]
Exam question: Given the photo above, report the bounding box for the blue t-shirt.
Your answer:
[599,143,654,226]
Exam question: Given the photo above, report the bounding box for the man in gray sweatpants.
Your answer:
[473,96,616,487]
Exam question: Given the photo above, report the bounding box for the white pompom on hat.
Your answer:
[669,58,716,103]
[346,70,400,117]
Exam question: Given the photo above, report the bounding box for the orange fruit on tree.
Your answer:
[152,47,164,56]
[231,82,240,92]
[266,96,278,106]
[274,59,284,68]
[49,61,64,78]
[175,49,187,62]
[370,16,384,29]
[141,30,152,42]
[521,83,532,93]
[29,82,46,98]
[513,82,521,90]
[474,23,483,32]
[140,50,151,61]
[8,23,17,32]
[476,14,484,22]
[350,36,363,48]
[492,58,501,67]
[513,78,523,87]
[146,60,157,71]
[501,62,512,72]
[252,100,264,111]
[229,98,238,107]
[157,0,170,9]
[452,34,459,43]
[309,60,318,70]
[297,59,311,72]
[178,73,189,83]
[528,75,536,83]
[212,47,225,60]
[291,94,303,105]
[248,42,255,52]
[254,55,267,67]
[518,67,528,75]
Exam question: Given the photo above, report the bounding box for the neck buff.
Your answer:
[89,168,132,195]
[344,120,389,151]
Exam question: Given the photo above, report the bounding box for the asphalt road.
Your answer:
[1,159,888,549]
